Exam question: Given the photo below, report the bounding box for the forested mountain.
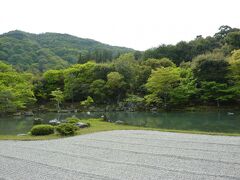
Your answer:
[0,30,133,72]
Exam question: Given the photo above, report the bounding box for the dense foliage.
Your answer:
[0,25,240,113]
[0,61,35,113]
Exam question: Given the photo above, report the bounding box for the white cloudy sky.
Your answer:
[1,0,239,50]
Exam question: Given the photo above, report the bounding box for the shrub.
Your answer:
[56,123,77,136]
[31,124,54,136]
[66,117,80,124]
[86,122,91,127]
[80,96,94,107]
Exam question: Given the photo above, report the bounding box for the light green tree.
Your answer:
[0,61,36,113]
[51,88,64,111]
[145,67,181,108]
[80,96,94,108]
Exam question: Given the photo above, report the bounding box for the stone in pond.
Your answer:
[33,118,43,125]
[13,112,21,116]
[75,122,89,128]
[49,119,61,125]
[115,120,124,124]
[25,111,34,116]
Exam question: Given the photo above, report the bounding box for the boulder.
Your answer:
[101,114,108,121]
[13,112,21,116]
[25,111,34,116]
[150,107,158,111]
[33,118,43,125]
[59,110,69,113]
[75,122,89,128]
[115,120,124,124]
[49,119,61,126]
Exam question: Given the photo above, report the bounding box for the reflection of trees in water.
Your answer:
[1,111,240,135]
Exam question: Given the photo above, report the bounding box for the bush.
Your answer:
[56,123,77,136]
[66,117,80,124]
[86,122,91,127]
[31,124,54,136]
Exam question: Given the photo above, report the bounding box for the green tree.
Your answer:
[225,31,240,49]
[229,50,240,81]
[145,67,181,108]
[143,58,175,69]
[192,52,229,83]
[0,61,36,113]
[42,70,64,99]
[106,72,127,103]
[51,88,64,111]
[80,96,94,107]
[200,82,235,107]
[113,53,140,93]
[170,68,197,105]
[228,50,240,102]
[89,79,107,103]
[64,61,96,102]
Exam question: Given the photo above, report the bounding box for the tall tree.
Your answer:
[145,67,181,108]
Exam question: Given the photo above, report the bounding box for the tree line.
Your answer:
[0,25,240,113]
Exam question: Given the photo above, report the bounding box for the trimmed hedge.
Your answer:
[31,124,54,136]
[56,123,77,136]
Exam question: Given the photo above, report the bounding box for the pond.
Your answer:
[0,111,240,135]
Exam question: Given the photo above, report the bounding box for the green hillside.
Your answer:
[0,30,133,72]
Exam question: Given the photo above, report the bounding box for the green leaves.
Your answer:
[200,81,236,106]
[145,67,181,107]
[50,89,64,110]
[0,61,36,113]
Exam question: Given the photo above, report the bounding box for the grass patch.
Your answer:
[0,118,240,140]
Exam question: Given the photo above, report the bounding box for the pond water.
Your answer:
[0,111,240,135]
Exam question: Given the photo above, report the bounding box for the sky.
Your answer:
[1,0,240,51]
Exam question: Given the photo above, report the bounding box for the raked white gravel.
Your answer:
[0,130,240,180]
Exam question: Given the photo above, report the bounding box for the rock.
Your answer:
[115,120,124,124]
[74,109,78,113]
[25,111,34,116]
[75,122,89,128]
[87,111,91,115]
[13,112,21,116]
[33,118,43,125]
[101,114,108,122]
[228,112,234,115]
[17,134,27,136]
[150,107,158,111]
[61,119,67,123]
[59,110,69,113]
[49,119,61,125]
